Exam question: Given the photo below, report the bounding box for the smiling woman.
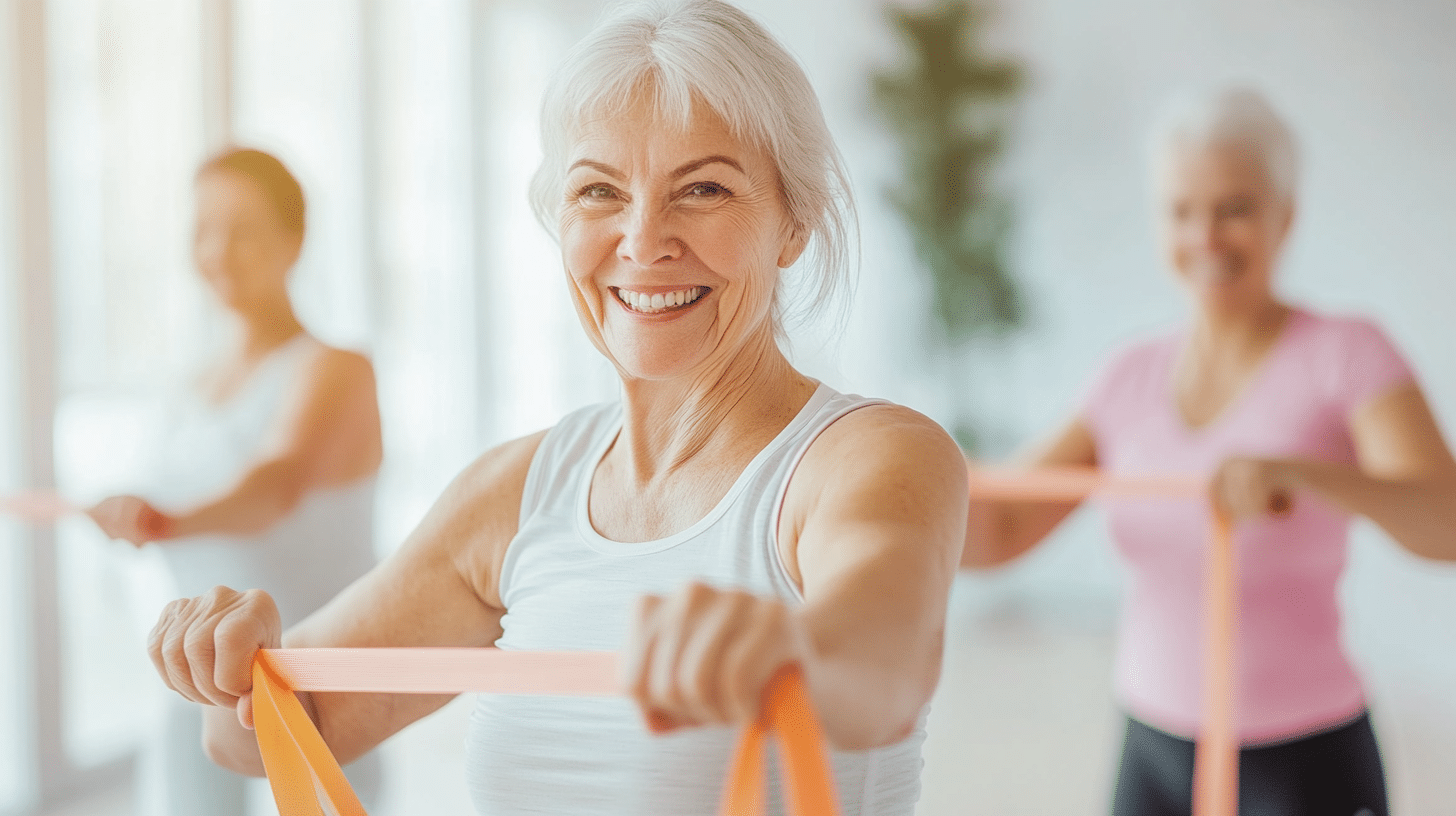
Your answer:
[141,2,967,815]
[962,86,1456,816]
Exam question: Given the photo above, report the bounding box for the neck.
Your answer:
[1189,296,1291,359]
[614,330,814,486]
[233,296,305,360]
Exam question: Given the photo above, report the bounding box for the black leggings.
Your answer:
[1110,713,1389,816]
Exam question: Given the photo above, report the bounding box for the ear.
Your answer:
[777,223,809,269]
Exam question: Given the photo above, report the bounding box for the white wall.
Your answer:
[732,0,1456,812]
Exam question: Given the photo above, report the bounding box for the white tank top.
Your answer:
[143,334,377,628]
[465,383,927,816]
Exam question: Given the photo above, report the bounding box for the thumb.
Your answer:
[237,691,255,731]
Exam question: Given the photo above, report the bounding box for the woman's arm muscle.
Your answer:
[782,406,967,749]
[1276,383,1456,560]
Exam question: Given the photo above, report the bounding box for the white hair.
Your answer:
[1151,85,1301,201]
[529,0,857,332]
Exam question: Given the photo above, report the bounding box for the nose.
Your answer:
[617,205,682,266]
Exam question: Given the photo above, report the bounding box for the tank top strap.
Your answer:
[517,401,622,528]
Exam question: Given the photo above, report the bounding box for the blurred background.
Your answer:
[0,0,1452,814]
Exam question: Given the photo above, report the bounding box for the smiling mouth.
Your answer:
[611,286,709,315]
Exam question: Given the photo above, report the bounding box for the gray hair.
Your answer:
[529,0,857,332]
[1151,85,1300,201]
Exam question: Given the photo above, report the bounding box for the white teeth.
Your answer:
[615,286,704,314]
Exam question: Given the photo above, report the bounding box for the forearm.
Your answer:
[800,559,950,750]
[169,459,310,539]
[962,499,1080,568]
[1282,459,1456,560]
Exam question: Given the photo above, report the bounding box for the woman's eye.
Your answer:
[685,182,728,198]
[1220,197,1256,218]
[576,184,618,202]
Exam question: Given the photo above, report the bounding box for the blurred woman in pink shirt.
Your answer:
[963,87,1456,816]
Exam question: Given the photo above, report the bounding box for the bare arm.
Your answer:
[91,347,383,544]
[1214,383,1456,560]
[961,416,1097,569]
[786,406,968,749]
[619,407,966,752]
[172,348,383,537]
[151,431,544,775]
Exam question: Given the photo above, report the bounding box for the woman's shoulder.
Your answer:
[300,337,376,380]
[797,399,966,488]
[1285,306,1415,406]
[1288,306,1397,350]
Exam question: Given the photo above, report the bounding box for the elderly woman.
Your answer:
[145,2,966,814]
[88,148,383,816]
[963,87,1456,816]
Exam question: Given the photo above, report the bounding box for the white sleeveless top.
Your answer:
[465,384,927,816]
[143,334,377,628]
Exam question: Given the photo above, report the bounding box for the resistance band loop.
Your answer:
[251,649,840,816]
[969,466,1237,816]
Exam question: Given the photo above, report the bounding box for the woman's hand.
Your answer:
[621,581,810,734]
[148,586,282,729]
[1210,456,1296,520]
[87,495,175,546]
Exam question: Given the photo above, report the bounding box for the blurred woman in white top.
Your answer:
[139,1,968,814]
[87,147,383,816]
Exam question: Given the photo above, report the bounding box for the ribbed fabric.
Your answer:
[465,383,927,816]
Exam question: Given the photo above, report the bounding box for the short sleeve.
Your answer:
[1078,339,1165,442]
[1328,317,1416,418]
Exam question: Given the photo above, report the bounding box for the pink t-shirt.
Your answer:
[1081,308,1415,743]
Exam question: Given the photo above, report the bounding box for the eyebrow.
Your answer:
[566,154,746,180]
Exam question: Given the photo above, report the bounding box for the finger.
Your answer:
[185,627,237,709]
[646,582,725,722]
[625,595,680,731]
[720,606,792,723]
[213,610,266,703]
[674,593,748,725]
[622,594,663,696]
[645,594,692,723]
[148,599,186,691]
[160,609,209,705]
[237,691,254,731]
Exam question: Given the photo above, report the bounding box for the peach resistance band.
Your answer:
[0,490,76,523]
[968,466,1237,816]
[252,648,840,816]
[3,474,1232,814]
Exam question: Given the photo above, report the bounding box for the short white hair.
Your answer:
[529,0,857,332]
[1152,85,1300,201]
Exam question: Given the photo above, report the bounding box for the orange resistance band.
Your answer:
[252,648,841,816]
[968,466,1237,816]
[0,491,76,523]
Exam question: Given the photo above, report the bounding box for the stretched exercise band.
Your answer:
[0,490,75,523]
[252,648,840,816]
[968,466,1237,816]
